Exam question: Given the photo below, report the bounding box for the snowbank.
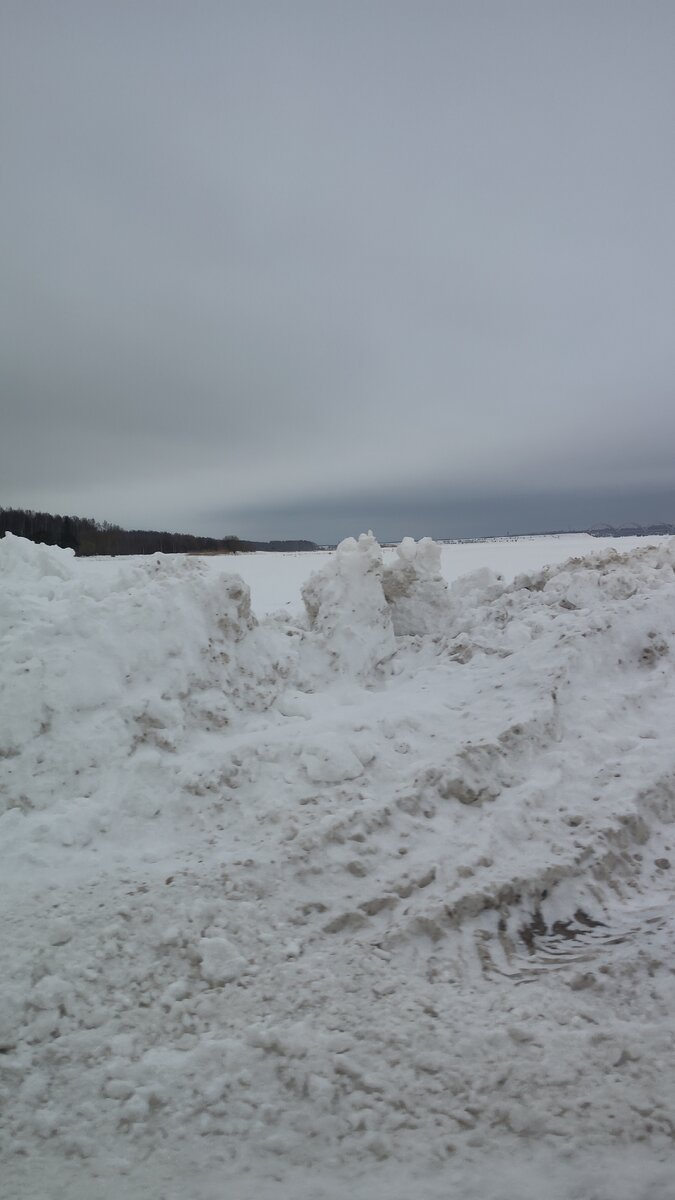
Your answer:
[3,532,675,1199]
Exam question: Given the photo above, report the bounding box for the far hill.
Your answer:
[588,523,675,538]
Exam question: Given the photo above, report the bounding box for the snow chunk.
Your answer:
[0,531,76,582]
[302,533,395,676]
[29,975,74,1013]
[300,736,365,784]
[448,566,504,603]
[198,938,247,984]
[216,575,257,641]
[382,536,451,635]
[0,536,262,802]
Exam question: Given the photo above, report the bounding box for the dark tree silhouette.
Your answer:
[0,508,253,557]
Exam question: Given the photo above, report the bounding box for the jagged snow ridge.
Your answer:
[2,532,675,1200]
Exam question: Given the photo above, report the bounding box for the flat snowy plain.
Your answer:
[2,530,675,1200]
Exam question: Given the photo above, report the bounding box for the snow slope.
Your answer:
[2,532,675,1200]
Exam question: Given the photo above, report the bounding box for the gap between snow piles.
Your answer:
[2,531,675,1199]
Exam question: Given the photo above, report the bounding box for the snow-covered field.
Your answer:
[92,531,674,618]
[2,531,675,1200]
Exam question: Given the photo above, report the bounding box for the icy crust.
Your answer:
[3,534,675,1197]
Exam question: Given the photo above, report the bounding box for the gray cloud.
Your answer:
[212,483,675,546]
[2,2,675,538]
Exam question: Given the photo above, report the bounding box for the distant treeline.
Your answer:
[0,507,319,556]
[0,508,246,556]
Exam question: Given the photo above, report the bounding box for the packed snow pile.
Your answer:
[301,531,397,675]
[382,535,451,636]
[2,532,675,1200]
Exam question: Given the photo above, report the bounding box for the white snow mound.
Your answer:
[301,531,396,675]
[3,532,675,1200]
[382,535,451,635]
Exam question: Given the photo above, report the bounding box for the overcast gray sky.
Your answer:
[2,1,675,542]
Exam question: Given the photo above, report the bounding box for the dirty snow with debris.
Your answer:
[2,531,675,1200]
